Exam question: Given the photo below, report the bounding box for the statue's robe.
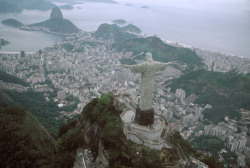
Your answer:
[123,61,172,111]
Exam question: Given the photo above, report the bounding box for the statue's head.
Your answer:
[146,52,153,62]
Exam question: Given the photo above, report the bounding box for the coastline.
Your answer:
[1,26,249,74]
[162,38,249,59]
[160,38,250,74]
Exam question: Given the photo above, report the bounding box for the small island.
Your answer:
[125,3,133,6]
[112,19,127,25]
[60,4,73,10]
[2,19,24,28]
[141,6,149,9]
[0,39,10,49]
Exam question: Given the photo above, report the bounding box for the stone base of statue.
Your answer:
[135,107,154,125]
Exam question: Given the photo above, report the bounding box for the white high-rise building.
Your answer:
[175,89,186,101]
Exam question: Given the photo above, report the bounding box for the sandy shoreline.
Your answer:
[162,39,249,60]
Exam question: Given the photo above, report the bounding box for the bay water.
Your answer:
[0,0,249,57]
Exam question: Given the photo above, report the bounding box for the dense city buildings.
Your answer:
[0,31,249,167]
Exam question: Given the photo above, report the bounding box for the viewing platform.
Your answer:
[114,93,174,150]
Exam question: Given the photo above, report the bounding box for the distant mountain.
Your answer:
[93,23,138,42]
[167,70,250,123]
[51,0,118,4]
[50,6,63,19]
[112,19,127,25]
[115,36,204,71]
[2,18,24,27]
[141,6,149,9]
[0,105,55,167]
[122,24,142,34]
[28,18,79,34]
[26,6,79,34]
[0,0,55,13]
[60,4,73,10]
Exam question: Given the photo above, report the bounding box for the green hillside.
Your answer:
[77,93,181,167]
[115,37,204,71]
[93,23,137,42]
[29,18,79,34]
[168,70,250,123]
[190,135,236,166]
[122,24,142,34]
[5,90,64,134]
[0,70,28,86]
[0,105,55,167]
[0,71,64,134]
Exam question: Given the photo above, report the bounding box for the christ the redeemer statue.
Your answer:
[122,52,173,125]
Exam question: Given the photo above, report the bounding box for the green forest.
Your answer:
[0,106,55,168]
[5,90,63,134]
[0,91,226,167]
[93,23,137,42]
[79,93,164,167]
[190,135,237,166]
[0,70,66,134]
[0,70,28,86]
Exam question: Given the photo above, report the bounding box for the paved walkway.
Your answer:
[121,109,134,123]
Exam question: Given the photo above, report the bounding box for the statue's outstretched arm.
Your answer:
[122,64,145,73]
[155,62,174,71]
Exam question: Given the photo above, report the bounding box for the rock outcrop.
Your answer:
[50,6,63,20]
[22,6,79,34]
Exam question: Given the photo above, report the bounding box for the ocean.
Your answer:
[0,0,249,57]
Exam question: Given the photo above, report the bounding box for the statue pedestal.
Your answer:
[135,107,154,125]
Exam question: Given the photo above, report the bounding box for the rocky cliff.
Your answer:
[50,6,63,20]
[74,93,181,167]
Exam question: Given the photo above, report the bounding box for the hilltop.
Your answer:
[122,24,142,34]
[167,70,250,123]
[25,6,79,34]
[2,6,80,34]
[58,93,195,167]
[93,23,138,42]
[28,18,79,34]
